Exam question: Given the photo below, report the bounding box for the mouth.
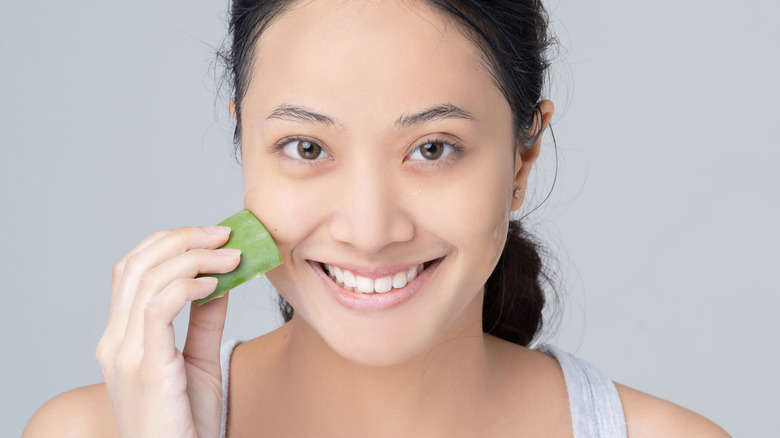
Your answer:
[307,257,444,312]
[318,260,438,294]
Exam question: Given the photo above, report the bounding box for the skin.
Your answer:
[24,0,730,437]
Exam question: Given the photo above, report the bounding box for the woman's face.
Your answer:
[240,0,533,365]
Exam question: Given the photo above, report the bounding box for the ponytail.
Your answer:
[483,220,548,346]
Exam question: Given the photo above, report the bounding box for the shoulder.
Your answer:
[230,323,291,371]
[23,383,117,438]
[483,336,574,436]
[615,383,731,438]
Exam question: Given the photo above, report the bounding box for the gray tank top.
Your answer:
[219,340,627,438]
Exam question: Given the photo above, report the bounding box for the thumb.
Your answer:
[182,291,230,375]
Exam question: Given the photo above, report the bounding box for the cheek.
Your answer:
[241,156,331,295]
[243,182,317,249]
[425,155,514,272]
[243,178,328,310]
[241,145,327,245]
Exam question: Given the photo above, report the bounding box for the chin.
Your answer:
[292,305,446,367]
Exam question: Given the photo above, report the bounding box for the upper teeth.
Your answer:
[323,263,424,294]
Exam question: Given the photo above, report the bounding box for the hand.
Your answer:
[95,226,240,438]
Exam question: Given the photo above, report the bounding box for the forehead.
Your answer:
[245,0,509,128]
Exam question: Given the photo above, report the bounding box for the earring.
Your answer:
[514,188,523,199]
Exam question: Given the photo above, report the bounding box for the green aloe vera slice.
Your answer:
[194,209,282,306]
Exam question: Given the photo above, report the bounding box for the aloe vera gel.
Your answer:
[194,209,282,305]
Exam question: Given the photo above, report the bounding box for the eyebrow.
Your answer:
[265,103,475,130]
[394,104,475,129]
[266,104,340,128]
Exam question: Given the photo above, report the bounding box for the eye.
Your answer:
[278,137,331,161]
[408,140,459,161]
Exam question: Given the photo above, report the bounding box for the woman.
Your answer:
[25,0,730,436]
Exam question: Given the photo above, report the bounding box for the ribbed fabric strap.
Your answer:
[537,344,627,438]
[220,339,241,438]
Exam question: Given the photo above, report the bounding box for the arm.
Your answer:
[23,384,117,438]
[616,383,731,438]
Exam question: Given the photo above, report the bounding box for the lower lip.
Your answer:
[308,258,443,312]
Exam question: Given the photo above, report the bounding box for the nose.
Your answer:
[328,159,415,254]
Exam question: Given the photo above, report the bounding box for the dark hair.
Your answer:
[219,0,558,346]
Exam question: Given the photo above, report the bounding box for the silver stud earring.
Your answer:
[514,188,523,199]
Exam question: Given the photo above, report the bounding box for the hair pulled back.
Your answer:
[219,0,557,346]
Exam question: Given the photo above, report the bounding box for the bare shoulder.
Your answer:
[23,383,117,438]
[615,383,731,438]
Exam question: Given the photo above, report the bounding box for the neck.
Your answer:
[277,298,495,435]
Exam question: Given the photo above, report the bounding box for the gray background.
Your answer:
[2,1,778,436]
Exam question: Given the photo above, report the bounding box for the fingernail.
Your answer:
[215,248,241,257]
[204,225,231,235]
[195,276,218,285]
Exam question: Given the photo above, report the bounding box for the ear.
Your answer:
[229,100,238,119]
[512,99,554,211]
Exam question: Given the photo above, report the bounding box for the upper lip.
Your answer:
[310,257,442,279]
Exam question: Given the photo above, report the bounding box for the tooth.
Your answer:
[334,266,344,283]
[392,271,407,289]
[356,275,374,293]
[375,276,392,293]
[407,266,418,282]
[417,264,424,274]
[326,264,335,277]
[343,270,356,288]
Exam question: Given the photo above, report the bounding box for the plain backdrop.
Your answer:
[2,0,778,436]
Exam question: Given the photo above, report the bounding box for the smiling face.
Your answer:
[239,0,532,366]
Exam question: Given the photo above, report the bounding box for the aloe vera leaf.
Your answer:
[194,209,282,306]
